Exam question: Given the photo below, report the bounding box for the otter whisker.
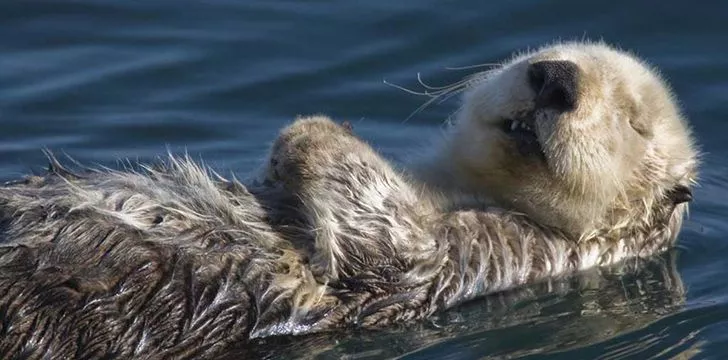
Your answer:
[401,83,471,123]
[401,95,449,123]
[387,67,500,123]
[444,62,501,71]
[384,72,475,98]
[382,79,432,97]
[444,104,465,126]
[415,72,472,92]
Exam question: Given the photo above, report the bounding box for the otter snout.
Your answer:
[527,60,579,112]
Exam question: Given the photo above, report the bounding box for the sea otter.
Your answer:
[0,42,698,359]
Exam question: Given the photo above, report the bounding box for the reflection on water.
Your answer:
[237,252,689,359]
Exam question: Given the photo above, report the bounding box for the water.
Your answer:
[1,1,727,358]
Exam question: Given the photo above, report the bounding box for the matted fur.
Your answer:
[0,42,697,359]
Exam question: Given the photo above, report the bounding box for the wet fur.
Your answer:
[0,42,697,359]
[0,120,688,359]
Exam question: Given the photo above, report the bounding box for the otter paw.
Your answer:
[263,115,356,190]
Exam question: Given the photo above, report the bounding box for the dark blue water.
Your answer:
[2,1,727,358]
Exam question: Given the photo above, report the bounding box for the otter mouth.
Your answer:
[501,117,546,160]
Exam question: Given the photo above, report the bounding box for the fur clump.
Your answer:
[0,155,325,358]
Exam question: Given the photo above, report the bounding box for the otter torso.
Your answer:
[0,153,683,359]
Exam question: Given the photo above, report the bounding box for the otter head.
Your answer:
[447,42,699,239]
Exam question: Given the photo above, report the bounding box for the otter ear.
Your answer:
[620,84,654,138]
[629,114,653,138]
[626,98,654,138]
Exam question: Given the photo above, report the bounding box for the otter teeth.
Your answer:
[508,120,533,132]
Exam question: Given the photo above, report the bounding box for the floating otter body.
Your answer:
[0,42,698,359]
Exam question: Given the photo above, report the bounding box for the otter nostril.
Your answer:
[527,60,579,111]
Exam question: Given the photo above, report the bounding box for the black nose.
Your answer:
[527,60,579,111]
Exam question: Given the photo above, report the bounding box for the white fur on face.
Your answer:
[441,41,698,238]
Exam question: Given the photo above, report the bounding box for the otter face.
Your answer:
[449,42,698,237]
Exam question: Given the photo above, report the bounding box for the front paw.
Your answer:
[263,115,354,190]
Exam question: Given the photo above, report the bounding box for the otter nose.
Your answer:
[528,60,579,111]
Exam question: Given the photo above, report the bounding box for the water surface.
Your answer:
[1,1,727,358]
